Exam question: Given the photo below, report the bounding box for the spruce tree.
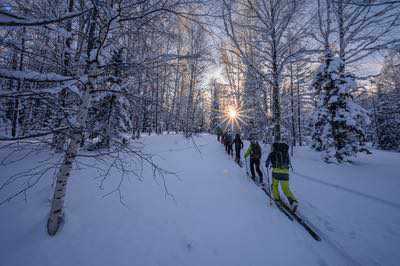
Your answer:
[312,50,370,163]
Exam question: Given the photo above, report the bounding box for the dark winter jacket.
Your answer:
[265,147,291,180]
[265,151,291,169]
[244,143,262,160]
[233,135,243,150]
[225,133,233,145]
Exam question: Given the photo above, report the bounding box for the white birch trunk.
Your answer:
[47,84,93,235]
[47,5,98,235]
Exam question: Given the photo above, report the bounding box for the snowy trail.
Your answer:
[126,134,353,266]
[193,137,363,266]
[1,134,398,266]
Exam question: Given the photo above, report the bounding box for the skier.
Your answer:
[244,139,264,185]
[265,142,298,211]
[221,131,226,147]
[233,133,243,165]
[216,126,222,142]
[226,131,233,156]
[223,131,229,152]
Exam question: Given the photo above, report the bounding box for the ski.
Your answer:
[279,200,321,241]
[250,176,321,242]
[246,176,293,221]
[261,187,293,221]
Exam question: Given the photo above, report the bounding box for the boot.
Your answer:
[288,198,298,213]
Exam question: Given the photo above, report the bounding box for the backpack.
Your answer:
[273,143,289,168]
[252,143,261,159]
[225,133,232,144]
[234,136,242,148]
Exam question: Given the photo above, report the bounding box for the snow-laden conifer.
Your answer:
[312,51,370,163]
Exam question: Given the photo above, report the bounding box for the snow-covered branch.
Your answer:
[0,68,77,82]
[0,9,92,27]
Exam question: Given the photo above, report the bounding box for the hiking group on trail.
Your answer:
[215,127,321,241]
[216,128,298,212]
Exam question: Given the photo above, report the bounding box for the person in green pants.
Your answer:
[265,142,298,210]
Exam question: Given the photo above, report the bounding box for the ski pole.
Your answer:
[263,166,273,206]
[266,167,272,193]
[245,158,250,179]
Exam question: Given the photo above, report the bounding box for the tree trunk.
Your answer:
[289,55,296,147]
[155,63,159,134]
[272,80,281,142]
[11,27,26,138]
[270,10,281,143]
[53,0,74,152]
[47,5,98,236]
[337,0,345,70]
[296,66,302,146]
[47,81,93,235]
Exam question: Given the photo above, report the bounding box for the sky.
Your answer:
[200,0,398,89]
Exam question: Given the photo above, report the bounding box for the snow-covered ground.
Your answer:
[291,146,400,266]
[1,134,399,266]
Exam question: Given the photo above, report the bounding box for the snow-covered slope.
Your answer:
[291,146,400,266]
[1,134,399,266]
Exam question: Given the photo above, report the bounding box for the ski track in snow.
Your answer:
[298,192,391,266]
[260,143,400,266]
[249,144,365,266]
[293,171,400,210]
[298,209,363,266]
[289,147,400,266]
[204,139,395,266]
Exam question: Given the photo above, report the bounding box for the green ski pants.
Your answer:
[272,178,297,202]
